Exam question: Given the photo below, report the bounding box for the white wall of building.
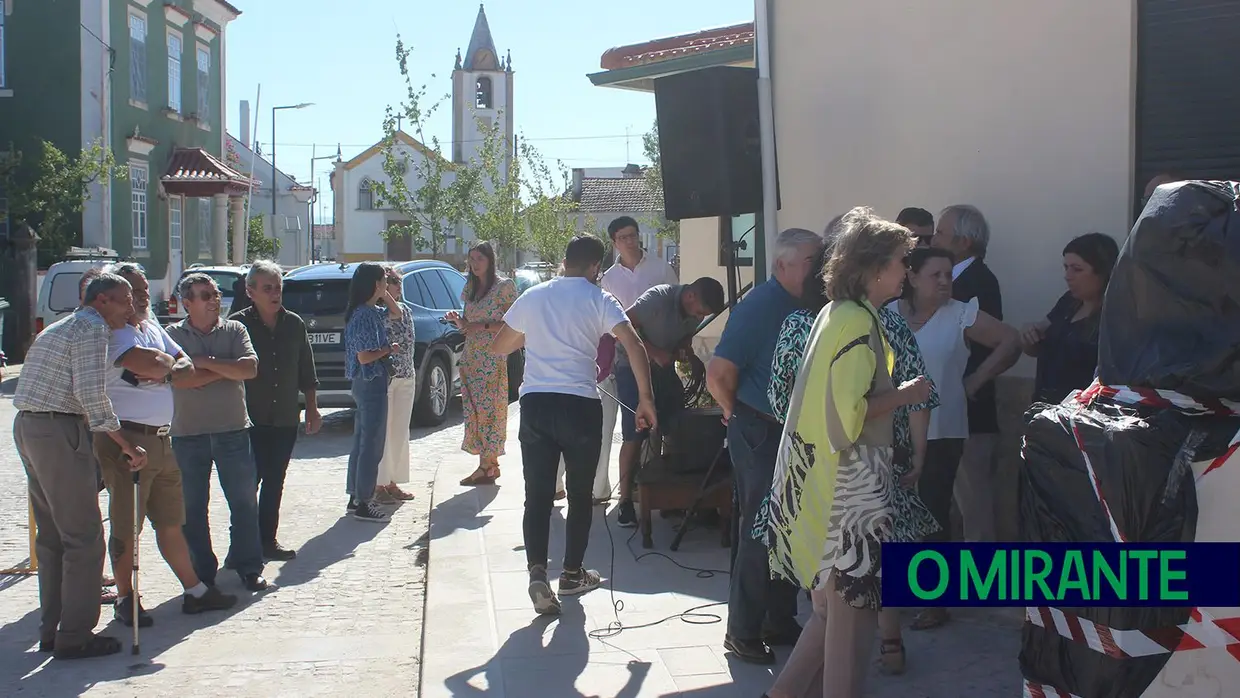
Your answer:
[335,141,472,259]
[772,0,1136,374]
[680,216,754,357]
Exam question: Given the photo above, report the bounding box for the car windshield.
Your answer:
[282,279,350,317]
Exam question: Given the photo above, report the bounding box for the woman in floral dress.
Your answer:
[449,242,518,486]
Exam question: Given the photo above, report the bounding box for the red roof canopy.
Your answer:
[600,22,754,71]
[162,147,258,197]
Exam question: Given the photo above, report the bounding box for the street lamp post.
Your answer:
[271,102,314,256]
[308,145,340,263]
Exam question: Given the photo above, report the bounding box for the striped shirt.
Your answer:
[13,307,121,432]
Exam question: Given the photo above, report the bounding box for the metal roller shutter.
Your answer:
[1134,0,1240,215]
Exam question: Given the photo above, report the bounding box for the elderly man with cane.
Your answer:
[96,263,238,631]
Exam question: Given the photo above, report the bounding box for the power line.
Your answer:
[256,133,639,150]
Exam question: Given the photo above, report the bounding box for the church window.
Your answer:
[475,77,492,109]
[358,178,374,210]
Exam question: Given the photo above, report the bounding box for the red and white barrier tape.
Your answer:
[1076,381,1240,417]
[1023,680,1083,698]
[1025,606,1240,659]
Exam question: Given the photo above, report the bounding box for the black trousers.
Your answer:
[919,438,965,543]
[249,425,300,545]
[519,392,604,572]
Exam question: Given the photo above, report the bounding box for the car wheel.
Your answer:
[413,355,450,427]
[506,350,524,403]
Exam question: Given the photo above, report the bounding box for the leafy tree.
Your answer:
[370,37,474,257]
[1,138,127,267]
[642,120,679,243]
[522,155,597,266]
[463,114,527,272]
[227,215,280,263]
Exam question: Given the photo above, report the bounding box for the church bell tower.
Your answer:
[452,4,514,170]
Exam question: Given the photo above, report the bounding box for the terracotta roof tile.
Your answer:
[600,22,754,71]
[577,177,661,213]
[162,147,257,186]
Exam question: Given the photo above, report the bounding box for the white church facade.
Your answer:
[331,5,514,265]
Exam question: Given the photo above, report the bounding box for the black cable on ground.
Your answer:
[588,488,729,641]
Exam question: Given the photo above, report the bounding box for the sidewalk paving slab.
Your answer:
[421,414,1025,697]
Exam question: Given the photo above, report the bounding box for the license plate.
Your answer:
[309,332,341,345]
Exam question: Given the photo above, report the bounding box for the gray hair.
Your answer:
[246,260,284,287]
[939,204,990,258]
[83,273,131,305]
[772,227,824,263]
[103,262,145,279]
[178,272,218,299]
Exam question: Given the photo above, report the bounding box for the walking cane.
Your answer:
[131,468,140,655]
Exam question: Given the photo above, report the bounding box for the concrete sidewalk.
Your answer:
[420,413,1025,697]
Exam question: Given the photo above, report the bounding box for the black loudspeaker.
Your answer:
[653,66,778,221]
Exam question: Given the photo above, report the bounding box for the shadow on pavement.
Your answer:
[428,486,499,542]
[271,513,392,588]
[444,607,650,697]
[295,402,465,459]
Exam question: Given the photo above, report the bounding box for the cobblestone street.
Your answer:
[0,368,445,697]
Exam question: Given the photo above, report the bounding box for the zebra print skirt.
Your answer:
[765,435,895,611]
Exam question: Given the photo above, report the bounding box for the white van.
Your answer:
[35,247,124,334]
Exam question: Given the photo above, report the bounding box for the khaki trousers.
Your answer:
[13,412,106,648]
[769,573,878,698]
[953,433,1000,542]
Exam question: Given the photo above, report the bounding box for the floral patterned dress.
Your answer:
[459,278,518,459]
[755,305,941,546]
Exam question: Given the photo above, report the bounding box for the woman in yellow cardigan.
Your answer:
[760,209,930,698]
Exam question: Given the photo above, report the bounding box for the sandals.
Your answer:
[911,608,950,631]
[459,466,500,486]
[878,639,906,675]
[53,633,122,660]
[385,484,415,501]
[100,589,118,605]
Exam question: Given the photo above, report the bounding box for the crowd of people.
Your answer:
[701,206,1117,698]
[11,198,1119,688]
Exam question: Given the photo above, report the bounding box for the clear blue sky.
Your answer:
[225,0,752,221]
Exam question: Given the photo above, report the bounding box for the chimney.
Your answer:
[572,168,584,200]
[240,101,251,148]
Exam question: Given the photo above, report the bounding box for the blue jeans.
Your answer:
[347,375,389,501]
[172,429,264,584]
[727,403,801,639]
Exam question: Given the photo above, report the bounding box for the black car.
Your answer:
[282,260,523,426]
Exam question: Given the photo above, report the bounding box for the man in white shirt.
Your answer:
[553,216,677,506]
[600,215,679,309]
[492,235,658,616]
[95,263,238,629]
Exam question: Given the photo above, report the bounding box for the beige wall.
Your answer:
[679,216,756,359]
[771,0,1136,377]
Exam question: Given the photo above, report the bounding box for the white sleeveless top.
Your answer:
[887,298,978,440]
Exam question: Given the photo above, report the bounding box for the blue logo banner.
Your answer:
[881,542,1240,607]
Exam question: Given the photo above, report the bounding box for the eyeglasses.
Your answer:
[189,289,220,302]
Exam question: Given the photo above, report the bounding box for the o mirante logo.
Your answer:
[882,543,1240,608]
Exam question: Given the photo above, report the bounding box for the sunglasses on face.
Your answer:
[189,289,220,302]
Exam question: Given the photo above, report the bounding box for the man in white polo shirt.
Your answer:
[551,216,678,505]
[491,235,658,616]
[95,263,237,629]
